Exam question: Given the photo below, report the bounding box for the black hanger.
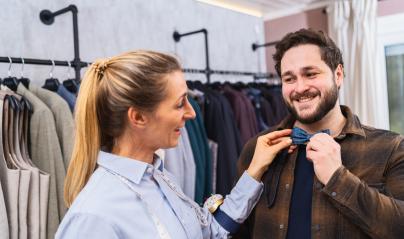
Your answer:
[63,78,79,94]
[19,77,30,88]
[18,58,30,88]
[42,77,60,92]
[2,76,19,91]
[42,60,60,92]
[2,57,19,91]
[62,61,78,93]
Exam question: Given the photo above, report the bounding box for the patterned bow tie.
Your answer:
[291,127,331,145]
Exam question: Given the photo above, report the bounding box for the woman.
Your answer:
[56,50,293,238]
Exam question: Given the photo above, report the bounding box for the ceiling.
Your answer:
[196,0,333,20]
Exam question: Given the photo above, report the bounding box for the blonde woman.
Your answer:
[56,50,293,239]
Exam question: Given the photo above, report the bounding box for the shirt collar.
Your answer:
[275,105,366,138]
[97,151,164,184]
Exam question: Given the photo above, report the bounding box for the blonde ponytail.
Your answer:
[64,60,106,207]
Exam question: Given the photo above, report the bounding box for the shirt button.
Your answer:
[331,192,337,197]
[279,224,284,229]
[146,168,153,174]
[285,184,290,190]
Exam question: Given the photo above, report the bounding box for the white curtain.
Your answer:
[327,0,389,129]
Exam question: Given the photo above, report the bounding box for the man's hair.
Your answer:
[273,28,344,77]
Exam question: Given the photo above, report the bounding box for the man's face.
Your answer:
[280,44,342,124]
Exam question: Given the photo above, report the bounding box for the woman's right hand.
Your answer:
[247,129,294,181]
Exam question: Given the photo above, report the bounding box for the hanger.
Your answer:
[18,57,30,88]
[62,61,79,94]
[42,60,60,92]
[2,56,19,91]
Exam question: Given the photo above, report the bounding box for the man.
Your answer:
[235,29,404,239]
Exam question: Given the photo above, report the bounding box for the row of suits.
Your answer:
[163,81,288,205]
[0,82,76,239]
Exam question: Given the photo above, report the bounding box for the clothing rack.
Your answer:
[174,28,277,83]
[183,68,280,84]
[0,5,88,83]
[252,41,279,51]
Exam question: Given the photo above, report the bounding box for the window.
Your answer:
[385,44,404,134]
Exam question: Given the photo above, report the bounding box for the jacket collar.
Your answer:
[97,151,164,184]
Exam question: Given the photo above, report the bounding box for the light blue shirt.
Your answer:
[56,151,263,239]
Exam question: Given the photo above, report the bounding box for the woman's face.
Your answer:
[144,70,196,149]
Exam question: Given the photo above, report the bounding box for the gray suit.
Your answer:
[29,85,74,169]
[17,84,66,239]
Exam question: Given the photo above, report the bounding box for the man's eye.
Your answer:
[307,72,318,78]
[283,78,293,83]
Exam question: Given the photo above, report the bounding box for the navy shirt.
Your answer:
[286,145,314,239]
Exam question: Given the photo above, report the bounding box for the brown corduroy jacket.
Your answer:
[235,105,404,239]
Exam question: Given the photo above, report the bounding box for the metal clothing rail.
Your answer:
[182,68,278,82]
[174,28,278,83]
[252,41,279,51]
[174,29,211,82]
[0,57,88,68]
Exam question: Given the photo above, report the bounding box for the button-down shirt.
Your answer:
[235,105,404,239]
[56,151,263,239]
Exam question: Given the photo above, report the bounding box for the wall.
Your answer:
[263,8,328,73]
[0,0,266,85]
[378,0,404,17]
[264,0,404,73]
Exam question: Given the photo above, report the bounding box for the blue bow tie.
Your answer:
[291,127,331,145]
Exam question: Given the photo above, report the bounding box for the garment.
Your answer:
[30,84,74,169]
[223,85,258,146]
[186,97,212,204]
[208,140,218,194]
[56,151,263,239]
[17,84,66,239]
[235,105,404,239]
[285,146,312,239]
[56,85,76,112]
[164,127,196,199]
[201,88,242,196]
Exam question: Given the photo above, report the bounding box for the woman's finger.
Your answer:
[270,137,292,153]
[263,129,292,141]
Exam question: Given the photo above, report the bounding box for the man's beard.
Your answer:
[284,81,339,124]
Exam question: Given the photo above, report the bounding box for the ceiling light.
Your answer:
[196,0,263,17]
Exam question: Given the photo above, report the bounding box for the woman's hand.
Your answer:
[247,129,293,181]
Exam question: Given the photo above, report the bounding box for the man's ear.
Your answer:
[127,107,148,129]
[335,64,344,88]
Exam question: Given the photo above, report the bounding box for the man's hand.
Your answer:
[306,133,342,185]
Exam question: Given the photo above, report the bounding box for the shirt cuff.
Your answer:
[322,166,361,203]
[219,171,264,223]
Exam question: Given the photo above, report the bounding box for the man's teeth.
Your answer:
[297,96,315,102]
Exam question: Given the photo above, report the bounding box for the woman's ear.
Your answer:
[127,107,148,129]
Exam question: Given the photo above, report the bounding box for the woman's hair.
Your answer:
[64,50,181,206]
